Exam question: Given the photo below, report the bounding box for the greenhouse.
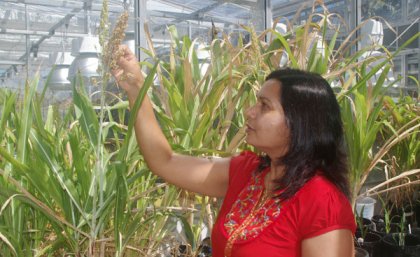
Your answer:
[0,0,419,256]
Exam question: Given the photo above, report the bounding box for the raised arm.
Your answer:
[112,45,230,197]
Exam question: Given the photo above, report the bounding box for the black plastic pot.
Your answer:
[411,228,420,239]
[355,230,382,257]
[197,237,212,257]
[172,244,192,257]
[415,201,420,226]
[355,247,369,257]
[381,233,420,257]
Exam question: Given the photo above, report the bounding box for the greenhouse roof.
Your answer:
[0,0,264,85]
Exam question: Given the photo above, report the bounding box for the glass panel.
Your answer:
[406,53,419,95]
[148,0,266,42]
[398,24,419,49]
[407,0,420,18]
[0,0,268,97]
[361,0,402,21]
[146,0,266,64]
[272,0,350,32]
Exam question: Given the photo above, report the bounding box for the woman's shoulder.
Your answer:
[287,174,356,238]
[297,174,348,202]
[230,150,260,170]
[303,173,340,191]
[232,150,259,161]
[228,150,260,186]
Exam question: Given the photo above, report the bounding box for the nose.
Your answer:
[245,104,256,119]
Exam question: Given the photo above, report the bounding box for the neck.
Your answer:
[265,163,285,191]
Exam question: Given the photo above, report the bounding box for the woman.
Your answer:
[112,45,356,257]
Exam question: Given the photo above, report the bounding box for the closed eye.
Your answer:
[261,101,268,109]
[256,95,273,111]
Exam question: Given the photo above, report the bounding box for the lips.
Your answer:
[245,124,255,132]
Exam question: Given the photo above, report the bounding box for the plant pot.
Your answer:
[415,202,420,226]
[172,244,192,257]
[356,197,377,220]
[355,247,369,257]
[197,245,212,257]
[355,231,382,257]
[381,233,420,257]
[197,237,212,257]
[411,228,420,239]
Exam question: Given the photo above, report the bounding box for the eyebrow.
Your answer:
[257,95,271,102]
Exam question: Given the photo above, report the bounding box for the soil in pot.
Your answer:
[355,230,382,257]
[381,233,420,257]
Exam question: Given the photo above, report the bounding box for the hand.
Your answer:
[111,45,145,100]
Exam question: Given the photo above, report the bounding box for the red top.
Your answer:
[211,151,356,257]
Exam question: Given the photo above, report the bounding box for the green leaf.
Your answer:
[0,91,16,140]
[72,74,100,149]
[272,30,298,68]
[114,161,128,252]
[17,75,39,163]
[0,230,19,257]
[176,215,196,249]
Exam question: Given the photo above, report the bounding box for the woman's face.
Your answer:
[245,79,290,158]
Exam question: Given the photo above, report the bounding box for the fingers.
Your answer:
[116,45,137,69]
[121,45,135,58]
[111,45,135,75]
[112,69,124,80]
[111,44,144,91]
[110,45,131,70]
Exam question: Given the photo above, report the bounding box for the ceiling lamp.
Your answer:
[68,36,101,84]
[196,42,210,60]
[47,52,74,90]
[275,23,289,67]
[361,18,384,49]
[196,42,211,77]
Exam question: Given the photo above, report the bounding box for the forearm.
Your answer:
[112,45,230,197]
[127,90,174,175]
[127,91,230,196]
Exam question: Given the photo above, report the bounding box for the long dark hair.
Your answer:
[260,68,350,200]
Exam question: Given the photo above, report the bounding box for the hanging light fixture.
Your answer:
[359,19,397,94]
[275,22,289,67]
[67,35,101,85]
[196,42,210,60]
[361,18,384,49]
[48,52,74,90]
[196,42,210,77]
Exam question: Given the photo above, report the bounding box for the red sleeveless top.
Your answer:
[211,151,356,257]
